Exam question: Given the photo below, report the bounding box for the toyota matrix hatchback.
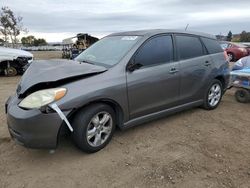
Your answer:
[6,30,230,153]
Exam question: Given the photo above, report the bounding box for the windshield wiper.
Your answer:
[80,60,94,65]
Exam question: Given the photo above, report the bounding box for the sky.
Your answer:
[1,0,250,42]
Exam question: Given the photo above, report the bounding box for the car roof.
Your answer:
[108,29,216,39]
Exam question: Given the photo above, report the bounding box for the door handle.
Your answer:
[204,61,211,66]
[169,67,179,74]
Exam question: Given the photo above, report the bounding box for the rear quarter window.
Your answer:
[201,38,223,54]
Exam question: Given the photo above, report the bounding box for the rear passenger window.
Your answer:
[135,35,173,66]
[201,38,223,54]
[176,35,204,60]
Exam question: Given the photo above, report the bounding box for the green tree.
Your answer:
[21,35,35,46]
[21,35,47,46]
[33,38,47,46]
[226,31,232,41]
[240,31,250,42]
[0,6,27,47]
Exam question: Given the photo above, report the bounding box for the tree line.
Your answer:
[226,30,250,42]
[0,6,47,47]
[21,35,47,46]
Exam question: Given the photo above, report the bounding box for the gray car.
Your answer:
[6,29,230,153]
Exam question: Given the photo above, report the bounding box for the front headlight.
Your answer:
[19,88,67,109]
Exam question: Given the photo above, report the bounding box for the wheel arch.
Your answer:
[68,98,124,129]
[214,75,226,90]
[57,98,125,147]
[226,51,235,61]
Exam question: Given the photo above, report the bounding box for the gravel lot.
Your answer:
[0,51,250,188]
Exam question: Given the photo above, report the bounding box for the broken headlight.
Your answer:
[19,88,67,109]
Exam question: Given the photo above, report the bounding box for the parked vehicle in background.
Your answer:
[220,41,249,62]
[62,33,98,59]
[0,47,33,76]
[6,29,229,153]
[231,56,250,103]
[242,43,250,55]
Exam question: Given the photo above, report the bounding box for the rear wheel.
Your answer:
[227,52,234,62]
[235,89,250,103]
[5,66,17,76]
[72,103,116,153]
[202,79,223,110]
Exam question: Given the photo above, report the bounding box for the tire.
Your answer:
[5,66,17,76]
[71,103,116,153]
[227,52,234,62]
[235,89,250,103]
[202,79,223,110]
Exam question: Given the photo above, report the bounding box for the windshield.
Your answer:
[75,36,141,67]
[220,43,229,50]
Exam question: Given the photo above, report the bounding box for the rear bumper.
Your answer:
[6,96,71,149]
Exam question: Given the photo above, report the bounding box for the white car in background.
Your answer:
[0,47,33,76]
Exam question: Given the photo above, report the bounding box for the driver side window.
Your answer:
[134,35,174,67]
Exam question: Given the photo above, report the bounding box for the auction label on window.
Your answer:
[121,36,138,40]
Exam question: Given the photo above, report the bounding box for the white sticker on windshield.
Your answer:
[121,36,138,40]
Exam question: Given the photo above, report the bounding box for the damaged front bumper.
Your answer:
[5,95,72,149]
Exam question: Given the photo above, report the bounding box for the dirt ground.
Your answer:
[32,51,63,60]
[1,51,250,188]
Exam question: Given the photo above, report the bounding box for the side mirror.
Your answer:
[127,62,143,72]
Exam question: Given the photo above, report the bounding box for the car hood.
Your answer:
[0,54,19,62]
[17,59,107,95]
[0,47,33,58]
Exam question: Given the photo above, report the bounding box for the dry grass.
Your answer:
[31,51,62,60]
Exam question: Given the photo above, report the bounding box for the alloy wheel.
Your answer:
[86,111,113,147]
[208,83,222,107]
[227,53,233,62]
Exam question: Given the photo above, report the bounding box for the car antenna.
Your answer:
[185,24,189,31]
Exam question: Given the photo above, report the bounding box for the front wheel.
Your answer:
[72,104,116,153]
[202,80,223,110]
[227,52,234,62]
[5,66,17,76]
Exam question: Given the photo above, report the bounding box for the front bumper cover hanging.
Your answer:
[49,103,73,132]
